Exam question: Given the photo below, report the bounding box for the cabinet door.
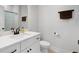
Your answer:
[29,41,40,53]
[0,43,20,53]
[21,49,27,53]
[21,35,40,51]
[21,41,40,53]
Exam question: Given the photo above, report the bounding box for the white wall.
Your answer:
[3,5,20,14]
[38,5,79,52]
[19,5,28,28]
[20,5,28,17]
[27,5,38,32]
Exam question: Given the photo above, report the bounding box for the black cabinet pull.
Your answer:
[11,49,17,53]
[30,48,32,51]
[36,38,40,40]
[27,50,29,53]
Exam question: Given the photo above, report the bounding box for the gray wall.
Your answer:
[19,5,38,32]
[27,5,38,32]
[38,5,79,52]
[20,5,28,28]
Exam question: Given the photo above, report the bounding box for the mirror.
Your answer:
[0,5,28,32]
[5,11,19,31]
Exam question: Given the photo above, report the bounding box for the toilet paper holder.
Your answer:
[54,32,60,37]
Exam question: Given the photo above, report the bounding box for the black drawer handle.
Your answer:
[11,49,17,53]
[27,50,29,53]
[36,38,40,40]
[30,48,32,51]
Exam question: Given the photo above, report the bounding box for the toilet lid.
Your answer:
[40,41,50,46]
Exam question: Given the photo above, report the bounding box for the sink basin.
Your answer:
[20,33,31,36]
[9,33,30,40]
[10,35,22,39]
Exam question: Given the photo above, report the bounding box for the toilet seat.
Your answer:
[40,41,50,47]
[40,41,50,52]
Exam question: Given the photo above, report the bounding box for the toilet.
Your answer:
[40,41,50,53]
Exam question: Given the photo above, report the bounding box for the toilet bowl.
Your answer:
[40,41,50,53]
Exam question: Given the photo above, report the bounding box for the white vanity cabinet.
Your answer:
[0,32,40,53]
[21,35,40,53]
[29,41,40,53]
[0,43,20,53]
[21,41,40,53]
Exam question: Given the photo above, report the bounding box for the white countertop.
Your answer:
[0,31,40,49]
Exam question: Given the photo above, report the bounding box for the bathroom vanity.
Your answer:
[0,31,40,53]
